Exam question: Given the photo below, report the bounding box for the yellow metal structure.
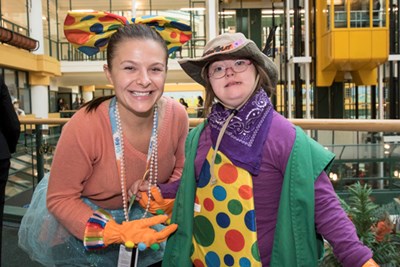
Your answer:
[316,0,389,86]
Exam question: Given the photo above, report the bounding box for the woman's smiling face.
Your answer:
[104,38,167,115]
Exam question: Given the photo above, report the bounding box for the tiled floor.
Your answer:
[6,145,49,201]
[2,222,43,267]
[3,148,49,267]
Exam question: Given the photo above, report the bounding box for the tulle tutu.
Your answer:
[18,173,166,266]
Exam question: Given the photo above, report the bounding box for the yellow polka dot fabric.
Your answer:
[191,148,261,267]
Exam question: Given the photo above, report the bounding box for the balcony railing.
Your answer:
[5,117,400,222]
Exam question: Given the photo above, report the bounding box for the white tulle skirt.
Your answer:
[18,173,165,267]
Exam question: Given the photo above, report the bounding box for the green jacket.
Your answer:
[163,122,335,267]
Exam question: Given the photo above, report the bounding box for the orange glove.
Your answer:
[138,186,175,217]
[83,209,177,250]
[103,214,177,247]
[362,259,380,267]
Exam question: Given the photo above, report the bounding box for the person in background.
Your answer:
[18,11,191,267]
[179,97,189,110]
[72,95,81,110]
[0,75,20,263]
[13,99,26,116]
[80,97,86,106]
[196,95,204,117]
[373,0,381,26]
[163,32,379,267]
[57,97,67,111]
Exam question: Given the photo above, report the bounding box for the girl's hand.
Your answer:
[128,175,150,200]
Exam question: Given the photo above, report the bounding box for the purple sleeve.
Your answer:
[315,172,372,267]
[158,180,180,199]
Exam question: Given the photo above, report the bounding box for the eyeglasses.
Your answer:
[208,59,252,79]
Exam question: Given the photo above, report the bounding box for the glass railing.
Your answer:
[5,117,400,222]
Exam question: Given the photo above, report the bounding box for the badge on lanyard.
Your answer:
[118,245,133,267]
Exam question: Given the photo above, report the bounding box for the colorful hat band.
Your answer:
[64,11,192,56]
[202,38,246,57]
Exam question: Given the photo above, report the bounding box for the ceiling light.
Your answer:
[71,9,95,12]
[219,11,236,15]
[180,7,206,11]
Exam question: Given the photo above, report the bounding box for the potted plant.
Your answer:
[320,182,400,267]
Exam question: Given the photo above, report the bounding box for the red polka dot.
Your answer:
[64,30,90,44]
[180,32,192,43]
[98,13,127,24]
[99,16,115,22]
[225,230,245,252]
[203,198,214,211]
[238,185,253,200]
[193,259,205,267]
[170,32,177,39]
[218,163,238,184]
[64,14,76,26]
[195,195,199,204]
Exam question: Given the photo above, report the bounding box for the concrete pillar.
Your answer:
[29,73,49,119]
[82,85,95,102]
[28,0,48,119]
[206,0,218,41]
[28,0,44,55]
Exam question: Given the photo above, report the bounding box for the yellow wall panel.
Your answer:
[349,31,372,60]
[333,31,349,61]
[352,69,377,85]
[29,73,50,86]
[82,85,96,92]
[371,30,389,61]
[164,83,204,92]
[36,55,61,76]
[0,44,60,77]
[0,44,37,70]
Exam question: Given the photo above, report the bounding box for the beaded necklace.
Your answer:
[109,97,159,221]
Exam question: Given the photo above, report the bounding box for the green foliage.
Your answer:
[320,182,400,267]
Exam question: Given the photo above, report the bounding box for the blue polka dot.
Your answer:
[94,38,109,48]
[244,210,256,231]
[89,23,104,34]
[216,212,230,228]
[78,46,99,56]
[213,186,226,201]
[81,15,96,21]
[205,251,220,267]
[198,160,211,188]
[224,254,234,266]
[171,20,192,31]
[239,257,251,267]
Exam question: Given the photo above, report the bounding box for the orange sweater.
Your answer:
[47,97,188,239]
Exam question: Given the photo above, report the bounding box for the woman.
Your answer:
[57,97,67,112]
[19,11,191,267]
[179,98,189,109]
[0,75,20,262]
[13,99,25,116]
[196,95,204,117]
[163,33,378,267]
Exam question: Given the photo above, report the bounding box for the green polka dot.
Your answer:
[228,199,243,215]
[193,215,215,247]
[214,153,222,164]
[251,241,261,261]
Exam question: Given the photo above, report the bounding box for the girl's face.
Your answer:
[208,59,257,108]
[104,39,167,116]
